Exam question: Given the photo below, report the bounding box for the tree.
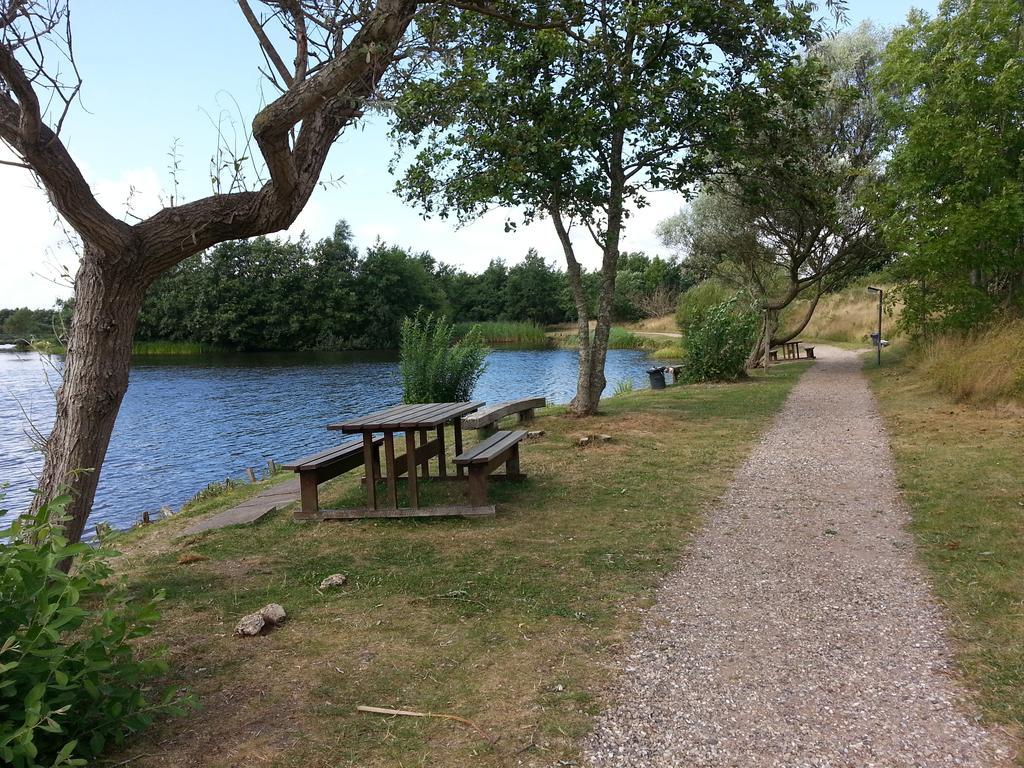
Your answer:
[355,242,446,347]
[2,306,35,340]
[659,24,890,364]
[871,0,1024,334]
[0,0,554,545]
[504,249,566,325]
[390,0,826,414]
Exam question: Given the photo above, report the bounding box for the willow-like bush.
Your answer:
[400,313,488,403]
[682,299,757,382]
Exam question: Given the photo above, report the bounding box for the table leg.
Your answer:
[405,430,419,508]
[453,419,464,479]
[418,428,430,479]
[383,431,398,509]
[361,433,377,510]
[436,425,447,479]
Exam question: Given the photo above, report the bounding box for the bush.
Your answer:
[675,280,733,336]
[682,299,757,382]
[400,312,489,403]
[0,494,190,767]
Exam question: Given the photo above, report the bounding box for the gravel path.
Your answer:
[583,346,1015,768]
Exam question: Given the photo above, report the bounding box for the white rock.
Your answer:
[319,573,348,590]
[234,612,265,637]
[260,603,287,625]
[527,430,546,439]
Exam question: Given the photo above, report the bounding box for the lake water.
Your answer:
[0,348,653,529]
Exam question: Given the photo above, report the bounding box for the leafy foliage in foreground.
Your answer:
[400,313,488,404]
[682,300,757,382]
[0,494,190,767]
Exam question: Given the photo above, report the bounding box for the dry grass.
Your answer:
[622,315,679,334]
[911,320,1024,404]
[102,364,809,768]
[867,351,1024,748]
[796,283,901,344]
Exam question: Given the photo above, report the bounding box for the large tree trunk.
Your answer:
[30,244,147,545]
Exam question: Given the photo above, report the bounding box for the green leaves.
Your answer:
[391,0,824,233]
[872,0,1024,334]
[0,493,193,767]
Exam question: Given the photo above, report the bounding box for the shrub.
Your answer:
[675,280,733,336]
[400,312,489,403]
[682,299,757,382]
[0,493,190,767]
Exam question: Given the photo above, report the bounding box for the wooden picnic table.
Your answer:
[328,401,483,514]
[782,340,802,360]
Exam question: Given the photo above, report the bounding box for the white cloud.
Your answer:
[0,157,168,309]
[0,151,75,309]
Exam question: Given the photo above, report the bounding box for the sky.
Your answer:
[0,0,934,309]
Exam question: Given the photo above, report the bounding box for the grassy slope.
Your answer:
[108,363,809,768]
[867,351,1024,750]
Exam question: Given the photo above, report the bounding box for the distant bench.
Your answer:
[454,430,527,507]
[283,437,382,519]
[461,397,546,438]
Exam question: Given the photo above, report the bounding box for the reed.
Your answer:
[132,341,214,355]
[557,327,658,350]
[453,321,551,349]
[650,344,685,360]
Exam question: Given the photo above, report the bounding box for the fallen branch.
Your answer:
[356,705,498,745]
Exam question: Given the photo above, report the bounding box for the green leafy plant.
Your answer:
[682,299,758,382]
[0,492,191,767]
[675,281,734,337]
[400,312,488,404]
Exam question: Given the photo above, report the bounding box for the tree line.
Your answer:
[131,222,687,351]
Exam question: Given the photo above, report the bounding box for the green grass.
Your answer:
[108,362,810,768]
[867,350,1024,754]
[453,321,552,349]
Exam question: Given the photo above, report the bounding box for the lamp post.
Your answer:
[867,286,883,366]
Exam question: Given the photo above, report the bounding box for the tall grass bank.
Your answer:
[911,320,1024,404]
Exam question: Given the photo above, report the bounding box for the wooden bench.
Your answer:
[283,437,382,519]
[454,430,527,507]
[804,346,815,359]
[461,397,545,438]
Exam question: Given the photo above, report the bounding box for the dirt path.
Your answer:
[583,346,1015,767]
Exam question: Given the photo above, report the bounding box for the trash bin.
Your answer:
[870,333,881,347]
[647,367,666,390]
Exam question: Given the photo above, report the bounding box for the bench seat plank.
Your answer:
[455,430,528,465]
[282,436,381,471]
[462,397,545,430]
